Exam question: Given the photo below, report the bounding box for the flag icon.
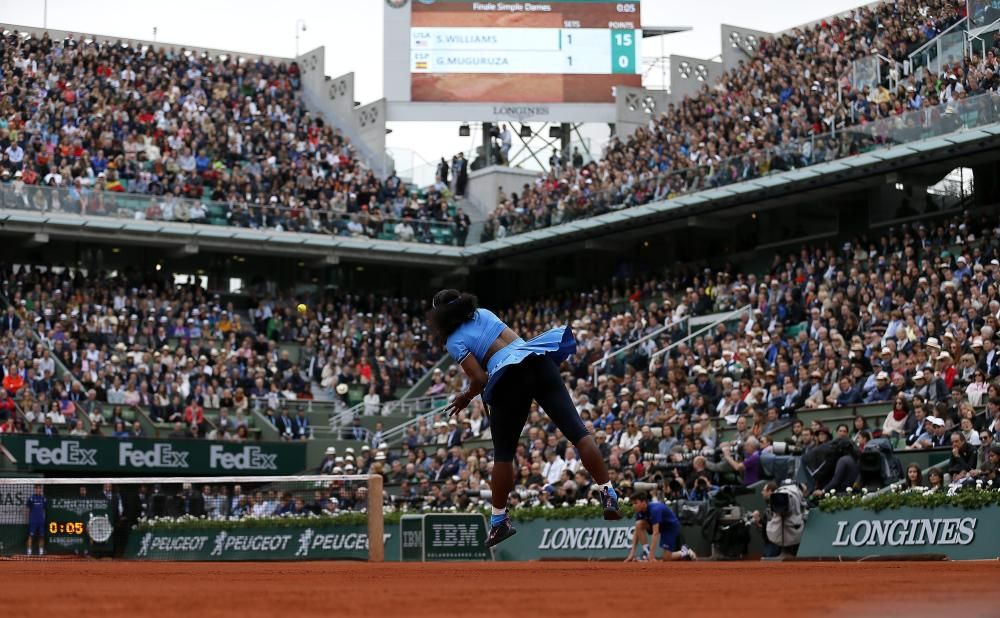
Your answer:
[415,61,428,69]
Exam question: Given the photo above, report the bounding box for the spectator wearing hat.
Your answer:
[936,352,957,390]
[911,370,947,403]
[910,416,950,449]
[317,447,337,474]
[865,372,894,403]
[445,419,462,449]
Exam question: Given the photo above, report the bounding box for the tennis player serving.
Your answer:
[428,289,620,548]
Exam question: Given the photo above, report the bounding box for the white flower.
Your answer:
[845,487,853,494]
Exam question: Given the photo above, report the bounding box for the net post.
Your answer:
[367,474,384,562]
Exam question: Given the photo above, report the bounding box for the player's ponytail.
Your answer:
[428,289,477,344]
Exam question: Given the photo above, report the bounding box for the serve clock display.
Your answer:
[48,521,86,535]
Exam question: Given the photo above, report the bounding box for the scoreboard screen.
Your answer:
[408,0,642,104]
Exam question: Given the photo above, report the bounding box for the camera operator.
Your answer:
[685,475,717,501]
[664,478,686,501]
[720,437,763,486]
[785,426,815,456]
[806,438,860,497]
[752,481,806,557]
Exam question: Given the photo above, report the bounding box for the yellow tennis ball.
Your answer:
[296,303,307,314]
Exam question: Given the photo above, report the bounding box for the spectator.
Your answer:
[949,432,977,473]
[69,419,87,437]
[926,467,946,493]
[882,395,911,444]
[111,420,129,438]
[363,384,382,416]
[168,421,192,439]
[903,463,924,489]
[38,416,58,436]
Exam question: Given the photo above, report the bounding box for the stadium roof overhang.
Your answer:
[2,124,999,268]
[461,123,1000,264]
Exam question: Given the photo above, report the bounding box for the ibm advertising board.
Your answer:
[399,515,635,561]
[799,507,1000,560]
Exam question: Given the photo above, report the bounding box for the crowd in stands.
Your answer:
[2,205,998,516]
[3,0,991,249]
[0,265,443,440]
[357,210,1000,512]
[0,30,470,245]
[478,0,990,241]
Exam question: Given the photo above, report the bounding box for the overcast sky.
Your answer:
[1,0,866,179]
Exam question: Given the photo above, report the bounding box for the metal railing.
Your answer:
[380,401,453,446]
[381,394,452,417]
[485,92,1000,241]
[649,305,752,366]
[399,353,453,400]
[328,401,364,432]
[908,17,968,77]
[589,316,688,386]
[0,183,463,246]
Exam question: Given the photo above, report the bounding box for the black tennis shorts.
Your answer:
[488,354,589,462]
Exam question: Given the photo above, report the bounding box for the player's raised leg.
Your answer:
[529,355,620,519]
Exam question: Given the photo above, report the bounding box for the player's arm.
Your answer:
[445,355,487,416]
[649,522,660,560]
[625,520,641,561]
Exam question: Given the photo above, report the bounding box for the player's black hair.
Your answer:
[428,289,478,345]
[632,491,650,503]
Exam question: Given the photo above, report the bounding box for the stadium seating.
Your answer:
[0,30,467,246]
[377,208,999,510]
[1,2,998,520]
[0,265,443,445]
[479,0,976,240]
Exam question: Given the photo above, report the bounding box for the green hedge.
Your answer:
[819,486,1000,513]
[134,504,634,531]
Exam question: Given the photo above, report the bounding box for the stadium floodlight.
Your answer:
[295,19,307,58]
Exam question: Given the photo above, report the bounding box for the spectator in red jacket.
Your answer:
[184,402,206,437]
[2,364,25,396]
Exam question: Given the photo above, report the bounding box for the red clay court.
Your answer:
[3,560,998,617]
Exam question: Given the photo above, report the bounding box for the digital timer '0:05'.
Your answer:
[49,522,85,535]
